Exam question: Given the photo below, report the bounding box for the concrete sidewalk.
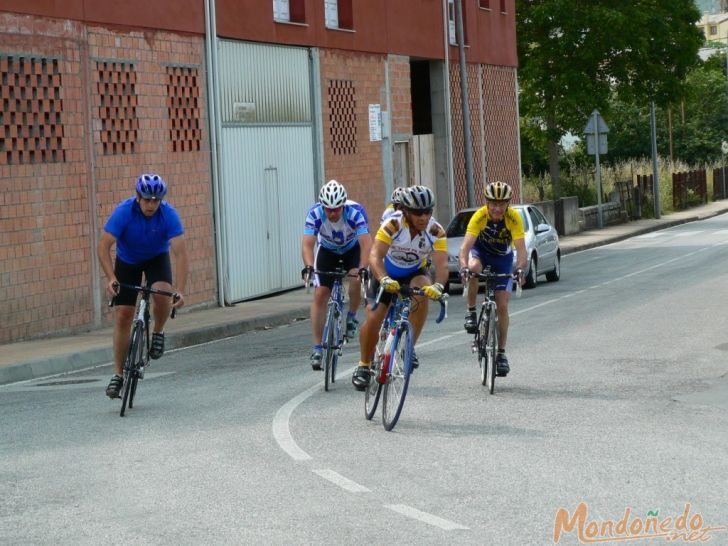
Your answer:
[2,199,728,386]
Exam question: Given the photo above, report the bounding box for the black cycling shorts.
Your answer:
[113,252,173,306]
[314,245,360,290]
[367,268,430,306]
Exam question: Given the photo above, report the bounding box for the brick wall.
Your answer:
[0,12,216,343]
[319,49,386,230]
[450,61,521,210]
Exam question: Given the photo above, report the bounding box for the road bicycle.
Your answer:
[305,263,365,391]
[110,282,178,417]
[366,285,447,431]
[465,269,520,394]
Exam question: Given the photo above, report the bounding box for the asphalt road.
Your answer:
[2,216,728,545]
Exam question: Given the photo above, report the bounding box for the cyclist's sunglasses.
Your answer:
[405,207,433,216]
[324,206,343,213]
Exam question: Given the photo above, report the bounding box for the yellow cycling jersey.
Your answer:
[466,206,525,256]
[376,212,447,277]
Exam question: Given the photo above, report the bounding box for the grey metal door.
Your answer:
[218,40,316,301]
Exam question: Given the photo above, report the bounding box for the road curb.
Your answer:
[561,216,700,255]
[0,306,310,386]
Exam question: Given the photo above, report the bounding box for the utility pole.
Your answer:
[650,102,661,219]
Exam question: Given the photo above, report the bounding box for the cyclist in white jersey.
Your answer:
[302,180,372,371]
[352,185,448,390]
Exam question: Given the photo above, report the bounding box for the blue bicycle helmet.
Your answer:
[135,173,168,200]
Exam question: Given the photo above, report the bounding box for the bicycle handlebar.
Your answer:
[108,282,180,318]
[462,269,522,299]
[303,270,366,299]
[372,285,448,323]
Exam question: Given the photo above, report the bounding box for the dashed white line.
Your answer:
[385,504,469,530]
[312,469,370,492]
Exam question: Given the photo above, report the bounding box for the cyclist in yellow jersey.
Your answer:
[352,185,448,390]
[458,181,526,377]
[380,186,405,224]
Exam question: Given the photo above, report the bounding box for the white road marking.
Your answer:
[312,469,370,492]
[673,230,701,237]
[272,382,319,461]
[273,366,356,461]
[385,504,469,530]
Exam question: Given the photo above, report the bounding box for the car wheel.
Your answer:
[524,255,537,289]
[546,252,560,282]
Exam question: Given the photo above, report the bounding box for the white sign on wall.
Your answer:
[369,104,382,142]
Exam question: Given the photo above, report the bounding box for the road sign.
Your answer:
[585,109,609,155]
[721,141,728,155]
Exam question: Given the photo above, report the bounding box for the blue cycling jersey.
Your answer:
[303,200,369,254]
[104,197,184,264]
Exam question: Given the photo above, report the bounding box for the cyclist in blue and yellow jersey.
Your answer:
[458,181,526,377]
[380,186,405,224]
[302,180,372,371]
[352,185,448,391]
[98,173,188,399]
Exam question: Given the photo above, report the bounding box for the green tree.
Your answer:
[605,52,728,164]
[517,0,704,197]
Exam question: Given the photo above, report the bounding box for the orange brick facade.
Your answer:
[319,49,389,229]
[0,12,216,343]
[0,7,521,344]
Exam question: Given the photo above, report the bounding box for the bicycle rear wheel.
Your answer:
[323,305,338,392]
[382,325,412,431]
[120,323,144,417]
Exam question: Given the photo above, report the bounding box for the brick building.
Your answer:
[0,0,520,343]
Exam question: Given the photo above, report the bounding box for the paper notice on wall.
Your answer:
[369,104,382,142]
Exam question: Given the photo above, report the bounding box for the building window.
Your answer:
[273,0,305,23]
[95,61,138,155]
[166,66,202,153]
[325,0,353,30]
[709,25,717,35]
[0,55,65,165]
[500,0,506,13]
[448,0,468,45]
[479,0,490,9]
[328,79,357,155]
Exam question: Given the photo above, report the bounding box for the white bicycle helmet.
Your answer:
[401,185,435,210]
[391,187,405,205]
[319,179,347,208]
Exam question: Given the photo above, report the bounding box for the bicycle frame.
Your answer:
[370,285,447,430]
[111,282,177,416]
[308,263,362,391]
[469,269,513,393]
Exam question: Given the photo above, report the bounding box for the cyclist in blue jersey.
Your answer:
[98,173,188,399]
[302,180,372,371]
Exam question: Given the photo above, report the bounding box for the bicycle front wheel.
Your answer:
[120,323,144,417]
[485,307,498,395]
[382,324,412,431]
[323,306,338,392]
[365,326,387,420]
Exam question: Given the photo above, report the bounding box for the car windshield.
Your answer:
[517,208,528,230]
[446,211,475,237]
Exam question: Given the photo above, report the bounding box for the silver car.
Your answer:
[445,204,561,289]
